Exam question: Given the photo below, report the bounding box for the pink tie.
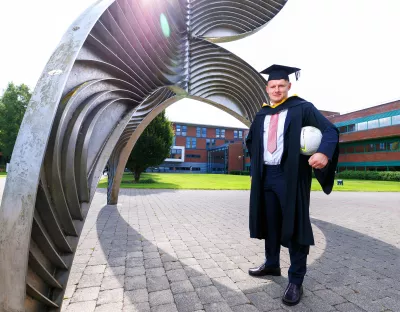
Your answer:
[267,114,279,154]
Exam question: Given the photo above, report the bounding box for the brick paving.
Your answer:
[1,180,400,311]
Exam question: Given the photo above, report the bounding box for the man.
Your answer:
[245,64,339,306]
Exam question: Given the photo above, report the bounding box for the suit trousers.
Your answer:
[262,165,309,285]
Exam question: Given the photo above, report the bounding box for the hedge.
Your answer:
[336,170,400,182]
[229,170,250,176]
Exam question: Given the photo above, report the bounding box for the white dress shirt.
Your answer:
[263,109,288,165]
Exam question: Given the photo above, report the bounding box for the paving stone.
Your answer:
[149,289,174,306]
[147,276,170,292]
[101,275,124,290]
[150,303,178,312]
[196,286,224,304]
[198,259,219,269]
[78,274,103,288]
[60,190,400,312]
[223,291,249,307]
[174,291,203,312]
[225,269,249,282]
[104,265,125,276]
[334,302,366,312]
[71,263,87,273]
[123,302,151,312]
[246,292,277,311]
[124,289,149,304]
[126,266,146,277]
[70,286,100,303]
[146,267,166,277]
[84,265,106,275]
[313,288,347,305]
[167,269,188,282]
[66,301,96,312]
[98,288,124,305]
[203,302,233,312]
[231,304,259,312]
[125,275,147,290]
[171,280,195,294]
[190,276,213,288]
[95,302,123,311]
[164,261,183,271]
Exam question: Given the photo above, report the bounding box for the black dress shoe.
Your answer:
[248,263,281,276]
[282,283,303,306]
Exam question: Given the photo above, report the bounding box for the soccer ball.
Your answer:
[300,126,322,155]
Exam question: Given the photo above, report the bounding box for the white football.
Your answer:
[300,126,322,155]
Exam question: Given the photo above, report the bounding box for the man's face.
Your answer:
[266,79,291,104]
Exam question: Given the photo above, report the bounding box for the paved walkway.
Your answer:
[1,181,400,311]
[62,189,399,312]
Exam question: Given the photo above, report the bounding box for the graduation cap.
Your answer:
[260,64,301,82]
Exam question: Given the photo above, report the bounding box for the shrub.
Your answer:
[230,170,250,176]
[336,170,400,182]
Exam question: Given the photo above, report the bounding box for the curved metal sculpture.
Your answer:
[0,0,287,311]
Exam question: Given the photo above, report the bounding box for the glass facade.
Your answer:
[340,138,400,154]
[337,113,400,133]
[186,137,196,148]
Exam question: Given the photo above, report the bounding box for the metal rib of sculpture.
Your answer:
[0,0,287,311]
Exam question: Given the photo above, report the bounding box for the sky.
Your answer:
[1,0,399,129]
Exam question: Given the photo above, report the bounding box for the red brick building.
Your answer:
[327,99,400,171]
[156,99,400,174]
[156,123,249,173]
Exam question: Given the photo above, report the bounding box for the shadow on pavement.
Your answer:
[91,204,400,311]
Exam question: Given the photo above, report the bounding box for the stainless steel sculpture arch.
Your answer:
[0,0,287,310]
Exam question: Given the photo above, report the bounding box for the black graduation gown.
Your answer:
[245,96,339,247]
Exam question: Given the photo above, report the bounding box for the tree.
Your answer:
[126,110,174,182]
[0,83,31,163]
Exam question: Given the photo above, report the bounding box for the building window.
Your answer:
[186,137,196,149]
[354,145,364,153]
[375,142,386,151]
[172,136,176,146]
[202,127,207,138]
[216,128,225,138]
[186,154,201,158]
[169,149,182,159]
[379,117,391,127]
[357,122,367,131]
[176,125,181,136]
[347,124,356,132]
[367,119,379,129]
[239,130,243,138]
[365,144,375,152]
[182,125,187,136]
[393,115,400,125]
[234,130,238,139]
[196,127,201,137]
[346,146,355,154]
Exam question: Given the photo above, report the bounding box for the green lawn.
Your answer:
[98,173,400,192]
[0,172,6,177]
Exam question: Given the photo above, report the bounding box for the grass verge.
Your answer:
[98,173,400,192]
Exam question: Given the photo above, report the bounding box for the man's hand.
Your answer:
[308,153,328,169]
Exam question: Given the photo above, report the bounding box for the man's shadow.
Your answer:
[85,198,400,311]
